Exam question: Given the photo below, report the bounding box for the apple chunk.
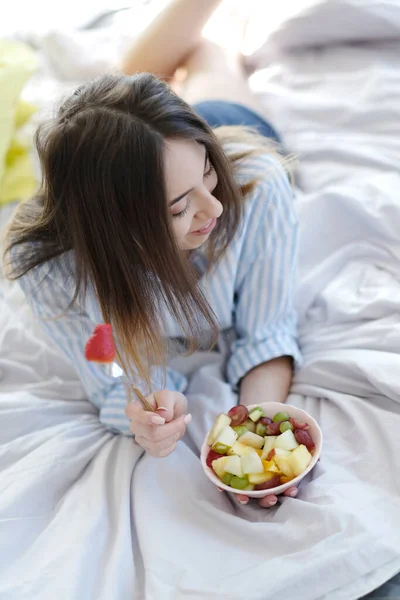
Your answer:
[212,426,238,454]
[261,436,277,459]
[238,431,264,449]
[211,456,229,479]
[274,429,299,451]
[224,455,243,477]
[288,444,312,476]
[227,441,257,457]
[241,452,264,475]
[207,414,231,446]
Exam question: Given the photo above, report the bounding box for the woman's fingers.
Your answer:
[283,486,298,498]
[234,489,298,508]
[236,494,249,505]
[125,401,165,425]
[259,494,278,508]
[136,429,181,453]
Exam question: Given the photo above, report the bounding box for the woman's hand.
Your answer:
[236,486,298,508]
[125,390,191,457]
[217,486,298,508]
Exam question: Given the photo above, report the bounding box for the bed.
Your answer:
[1,1,400,598]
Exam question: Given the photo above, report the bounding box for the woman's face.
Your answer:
[164,139,222,251]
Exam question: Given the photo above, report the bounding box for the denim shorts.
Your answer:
[192,100,281,144]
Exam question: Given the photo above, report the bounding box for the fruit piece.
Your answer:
[273,411,290,423]
[274,454,295,478]
[244,419,256,433]
[227,405,248,426]
[265,422,282,436]
[262,459,280,473]
[238,431,265,449]
[248,406,264,422]
[289,417,309,431]
[255,449,263,457]
[279,421,294,433]
[241,452,264,475]
[288,444,312,476]
[84,324,116,364]
[228,441,257,457]
[261,436,277,460]
[211,456,229,479]
[274,429,299,451]
[259,416,273,426]
[255,422,267,436]
[206,449,223,469]
[232,425,248,438]
[207,413,231,446]
[294,429,315,451]
[244,484,255,492]
[224,455,243,477]
[280,475,294,484]
[274,448,291,457]
[254,474,281,490]
[212,443,230,455]
[221,473,233,486]
[215,425,237,448]
[230,476,249,490]
[248,471,278,485]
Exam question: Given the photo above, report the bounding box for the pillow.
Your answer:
[249,0,400,64]
[0,40,38,205]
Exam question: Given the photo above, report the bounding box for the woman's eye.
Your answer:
[173,205,189,219]
[204,162,214,177]
[172,197,191,219]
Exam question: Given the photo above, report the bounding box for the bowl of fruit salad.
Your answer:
[200,403,322,498]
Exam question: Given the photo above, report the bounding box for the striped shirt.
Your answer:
[19,153,301,435]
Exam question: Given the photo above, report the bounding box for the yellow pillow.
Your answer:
[0,40,38,205]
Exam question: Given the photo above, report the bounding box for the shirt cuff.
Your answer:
[226,333,302,390]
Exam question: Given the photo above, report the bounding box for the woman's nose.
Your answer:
[194,189,223,220]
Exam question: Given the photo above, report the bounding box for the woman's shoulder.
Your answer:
[18,249,75,296]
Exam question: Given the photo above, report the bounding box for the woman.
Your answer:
[4,0,301,507]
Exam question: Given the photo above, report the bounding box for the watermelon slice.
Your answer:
[85,324,116,364]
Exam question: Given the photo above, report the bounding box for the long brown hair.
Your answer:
[4,73,284,389]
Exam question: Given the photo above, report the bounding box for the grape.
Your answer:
[255,422,267,436]
[254,474,280,490]
[230,476,249,490]
[294,429,315,450]
[273,411,290,423]
[233,424,248,438]
[221,473,233,486]
[289,417,309,430]
[244,419,256,433]
[206,449,222,469]
[279,421,294,433]
[265,422,282,435]
[259,416,273,426]
[227,405,249,426]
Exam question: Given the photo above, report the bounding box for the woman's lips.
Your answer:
[191,218,217,236]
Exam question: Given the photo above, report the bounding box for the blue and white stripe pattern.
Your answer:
[19,153,301,434]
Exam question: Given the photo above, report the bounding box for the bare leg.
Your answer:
[120,0,222,78]
[180,40,263,115]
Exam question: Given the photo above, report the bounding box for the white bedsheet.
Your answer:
[1,2,400,598]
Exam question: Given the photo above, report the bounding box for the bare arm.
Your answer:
[120,0,222,77]
[239,356,293,407]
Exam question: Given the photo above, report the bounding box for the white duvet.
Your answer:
[1,2,400,598]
